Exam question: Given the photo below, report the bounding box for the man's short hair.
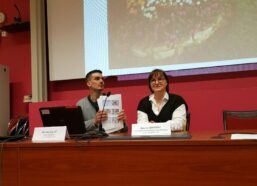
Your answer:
[85,69,102,82]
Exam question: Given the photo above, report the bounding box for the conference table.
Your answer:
[1,131,257,186]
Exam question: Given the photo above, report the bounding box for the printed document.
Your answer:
[97,94,123,133]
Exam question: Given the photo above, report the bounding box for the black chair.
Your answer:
[186,111,190,131]
[223,110,257,130]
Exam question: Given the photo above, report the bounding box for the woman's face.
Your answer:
[150,73,167,93]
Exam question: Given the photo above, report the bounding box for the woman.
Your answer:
[137,69,188,131]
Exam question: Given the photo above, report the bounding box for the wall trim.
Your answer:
[30,0,48,102]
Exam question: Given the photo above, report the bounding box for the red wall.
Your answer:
[1,0,257,132]
[0,0,31,118]
[49,71,257,132]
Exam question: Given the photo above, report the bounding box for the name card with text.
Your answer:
[32,126,69,142]
[132,123,171,136]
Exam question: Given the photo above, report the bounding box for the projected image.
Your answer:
[108,0,257,69]
[47,0,257,81]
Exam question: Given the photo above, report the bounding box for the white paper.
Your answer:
[131,123,171,136]
[97,94,123,133]
[32,126,69,142]
[231,134,257,140]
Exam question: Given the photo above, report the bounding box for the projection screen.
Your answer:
[47,0,257,81]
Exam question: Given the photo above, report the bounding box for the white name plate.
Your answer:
[131,123,171,136]
[231,134,257,140]
[32,126,69,143]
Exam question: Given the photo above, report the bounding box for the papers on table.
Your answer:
[231,134,257,140]
[97,94,123,133]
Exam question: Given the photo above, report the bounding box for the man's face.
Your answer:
[87,72,104,91]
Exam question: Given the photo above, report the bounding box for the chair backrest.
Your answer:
[8,117,29,136]
[223,110,257,130]
[186,111,190,131]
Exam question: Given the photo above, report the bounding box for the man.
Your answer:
[76,69,127,133]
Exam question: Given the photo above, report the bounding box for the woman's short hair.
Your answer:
[148,69,169,93]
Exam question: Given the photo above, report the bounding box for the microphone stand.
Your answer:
[98,92,111,137]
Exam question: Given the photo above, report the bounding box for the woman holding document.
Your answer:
[137,69,188,131]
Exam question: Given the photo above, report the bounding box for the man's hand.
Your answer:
[94,110,108,126]
[117,109,127,122]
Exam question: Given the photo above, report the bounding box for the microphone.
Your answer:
[99,92,111,133]
[14,4,22,23]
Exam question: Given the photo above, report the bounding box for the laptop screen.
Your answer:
[39,106,86,135]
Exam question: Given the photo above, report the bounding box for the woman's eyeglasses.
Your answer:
[150,77,165,83]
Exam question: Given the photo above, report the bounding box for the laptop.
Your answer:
[39,106,86,136]
[0,135,25,142]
